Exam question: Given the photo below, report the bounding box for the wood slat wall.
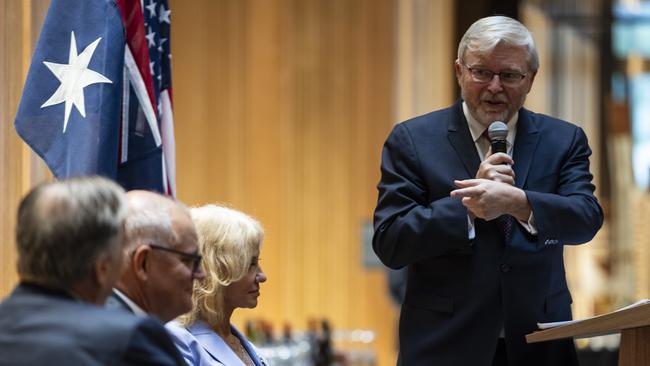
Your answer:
[0,0,25,298]
[170,0,400,363]
[0,0,50,298]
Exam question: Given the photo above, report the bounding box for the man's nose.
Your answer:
[486,74,504,93]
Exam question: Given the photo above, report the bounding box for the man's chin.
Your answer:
[478,111,509,125]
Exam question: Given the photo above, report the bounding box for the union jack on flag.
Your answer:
[14,0,176,196]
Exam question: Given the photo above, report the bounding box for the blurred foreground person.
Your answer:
[166,204,268,366]
[107,190,205,322]
[0,177,184,366]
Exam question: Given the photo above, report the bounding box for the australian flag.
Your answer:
[14,0,176,196]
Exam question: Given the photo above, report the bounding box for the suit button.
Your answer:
[500,264,510,273]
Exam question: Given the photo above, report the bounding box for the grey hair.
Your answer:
[123,196,177,252]
[457,16,539,72]
[16,176,127,290]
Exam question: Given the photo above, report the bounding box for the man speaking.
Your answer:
[372,16,603,366]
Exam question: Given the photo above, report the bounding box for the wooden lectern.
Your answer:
[526,302,650,366]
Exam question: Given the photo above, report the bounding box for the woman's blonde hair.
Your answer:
[179,204,263,326]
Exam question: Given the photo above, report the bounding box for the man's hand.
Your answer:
[476,151,515,185]
[450,179,531,221]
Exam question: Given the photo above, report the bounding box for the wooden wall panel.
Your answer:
[0,0,25,298]
[395,0,455,121]
[171,0,401,363]
[1,0,50,298]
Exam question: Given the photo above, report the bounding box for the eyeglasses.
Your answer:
[461,62,527,86]
[149,244,202,274]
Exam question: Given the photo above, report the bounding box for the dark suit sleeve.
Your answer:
[121,317,186,366]
[525,127,603,247]
[372,123,472,269]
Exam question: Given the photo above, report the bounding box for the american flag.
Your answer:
[117,0,175,196]
[14,0,176,196]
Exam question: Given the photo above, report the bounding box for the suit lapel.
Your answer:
[231,326,264,366]
[447,101,481,178]
[512,108,540,188]
[190,321,246,366]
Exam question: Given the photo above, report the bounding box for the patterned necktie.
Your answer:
[496,215,514,242]
[481,130,514,242]
[479,129,491,158]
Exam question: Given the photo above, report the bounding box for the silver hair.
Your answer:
[16,176,127,290]
[457,16,539,72]
[123,197,177,252]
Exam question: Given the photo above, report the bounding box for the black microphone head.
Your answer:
[488,121,508,141]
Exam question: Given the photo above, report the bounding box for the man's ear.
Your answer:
[454,60,463,87]
[131,245,150,281]
[526,70,538,93]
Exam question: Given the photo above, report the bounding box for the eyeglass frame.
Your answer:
[149,244,202,274]
[459,61,528,86]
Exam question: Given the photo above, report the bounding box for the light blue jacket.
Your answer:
[166,320,267,366]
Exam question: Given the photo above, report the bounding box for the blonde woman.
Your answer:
[166,204,268,366]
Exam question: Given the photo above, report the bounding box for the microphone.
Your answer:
[487,121,508,155]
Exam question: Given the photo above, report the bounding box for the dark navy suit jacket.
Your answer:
[0,283,185,366]
[373,101,603,366]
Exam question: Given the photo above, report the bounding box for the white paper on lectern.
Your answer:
[536,299,650,330]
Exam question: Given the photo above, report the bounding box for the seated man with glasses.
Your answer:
[107,190,205,323]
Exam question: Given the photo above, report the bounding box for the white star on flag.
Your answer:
[158,4,171,24]
[157,37,167,53]
[41,31,112,133]
[145,27,156,48]
[145,0,157,17]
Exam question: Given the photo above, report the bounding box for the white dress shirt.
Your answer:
[461,102,537,238]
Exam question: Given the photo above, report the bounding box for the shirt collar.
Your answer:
[462,101,518,145]
[113,288,148,317]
